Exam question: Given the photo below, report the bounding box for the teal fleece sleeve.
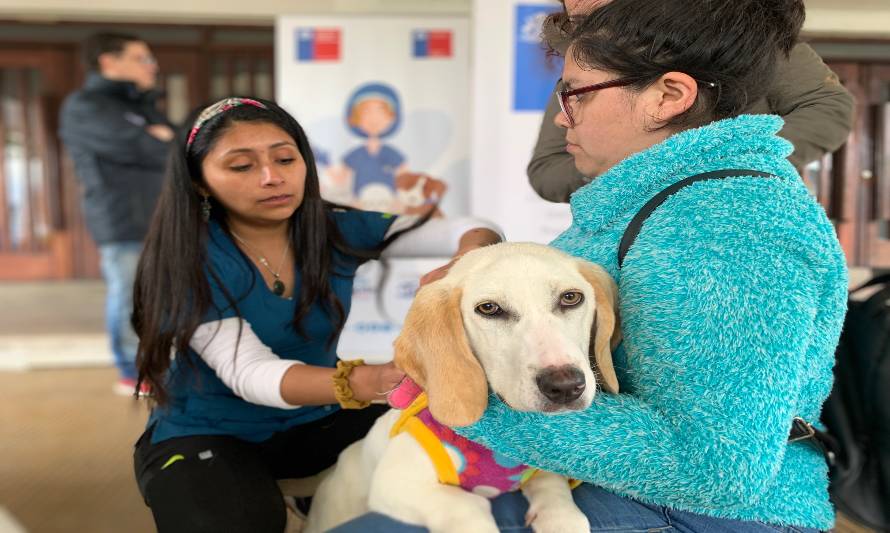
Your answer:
[455,187,826,510]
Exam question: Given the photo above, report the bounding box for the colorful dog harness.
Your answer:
[388,377,539,498]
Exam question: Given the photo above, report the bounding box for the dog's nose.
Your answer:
[536,366,586,404]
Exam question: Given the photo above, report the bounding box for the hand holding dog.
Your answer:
[419,259,457,287]
[350,362,405,402]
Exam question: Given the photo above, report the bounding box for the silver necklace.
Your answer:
[230,230,291,296]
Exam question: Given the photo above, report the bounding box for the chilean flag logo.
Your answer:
[296,28,341,62]
[412,30,452,58]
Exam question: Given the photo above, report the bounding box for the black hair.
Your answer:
[83,32,144,71]
[545,0,806,129]
[132,97,427,404]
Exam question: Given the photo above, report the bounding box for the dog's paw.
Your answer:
[526,504,590,533]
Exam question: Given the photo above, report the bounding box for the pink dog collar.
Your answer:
[388,377,536,498]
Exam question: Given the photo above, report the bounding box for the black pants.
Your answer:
[134,405,388,533]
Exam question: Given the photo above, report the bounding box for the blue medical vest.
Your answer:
[148,209,396,444]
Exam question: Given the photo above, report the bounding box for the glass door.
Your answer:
[862,65,890,267]
[0,49,75,280]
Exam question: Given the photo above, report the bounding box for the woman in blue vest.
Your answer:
[130,97,501,532]
[334,0,847,531]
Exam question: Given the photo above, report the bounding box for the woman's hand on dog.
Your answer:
[419,259,457,287]
[419,228,503,288]
[349,362,406,401]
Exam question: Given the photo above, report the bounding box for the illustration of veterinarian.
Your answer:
[338,83,408,209]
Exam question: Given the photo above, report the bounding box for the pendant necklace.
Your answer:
[230,231,291,296]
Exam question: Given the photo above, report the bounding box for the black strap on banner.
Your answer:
[616,169,774,268]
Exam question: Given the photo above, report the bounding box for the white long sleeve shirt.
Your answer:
[191,215,503,408]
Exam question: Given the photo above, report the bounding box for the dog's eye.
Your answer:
[560,291,584,307]
[475,302,502,317]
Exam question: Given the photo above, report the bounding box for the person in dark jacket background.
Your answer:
[59,32,173,394]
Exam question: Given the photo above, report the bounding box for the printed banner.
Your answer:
[277,16,469,218]
[412,30,453,58]
[339,259,446,364]
[513,4,563,111]
[295,28,341,61]
[471,0,571,244]
[276,16,470,358]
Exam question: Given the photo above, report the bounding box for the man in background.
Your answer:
[530,0,856,202]
[59,33,173,394]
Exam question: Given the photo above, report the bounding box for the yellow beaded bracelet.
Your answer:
[332,359,370,409]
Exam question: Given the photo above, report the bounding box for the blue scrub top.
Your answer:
[148,208,397,444]
[343,144,405,193]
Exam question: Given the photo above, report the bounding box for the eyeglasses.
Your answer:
[557,77,720,128]
[115,52,157,66]
[132,55,157,66]
[557,77,637,128]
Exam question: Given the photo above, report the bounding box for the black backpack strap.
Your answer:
[614,168,843,466]
[789,417,841,466]
[617,169,775,268]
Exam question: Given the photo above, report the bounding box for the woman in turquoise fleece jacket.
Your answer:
[332,0,846,532]
[448,110,847,530]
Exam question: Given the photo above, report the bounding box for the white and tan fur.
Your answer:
[304,243,620,533]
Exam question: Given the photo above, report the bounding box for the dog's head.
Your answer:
[394,243,620,427]
[395,173,447,208]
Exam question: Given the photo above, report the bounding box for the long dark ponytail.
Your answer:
[132,97,421,404]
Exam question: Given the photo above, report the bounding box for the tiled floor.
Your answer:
[0,281,111,372]
[0,281,152,532]
[0,281,105,336]
[0,367,154,533]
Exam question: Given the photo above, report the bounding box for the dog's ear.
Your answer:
[576,261,621,394]
[394,173,408,189]
[394,172,417,189]
[393,283,488,426]
[424,176,448,198]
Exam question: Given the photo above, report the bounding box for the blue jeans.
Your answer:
[99,241,142,380]
[329,484,820,533]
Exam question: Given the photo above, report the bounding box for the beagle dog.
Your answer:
[394,173,447,217]
[304,242,620,533]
